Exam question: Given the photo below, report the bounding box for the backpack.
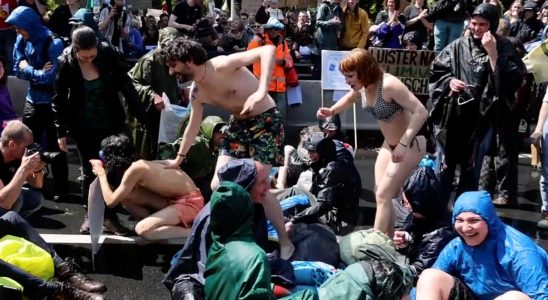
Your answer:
[339,229,404,266]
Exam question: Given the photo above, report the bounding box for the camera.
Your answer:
[26,143,62,164]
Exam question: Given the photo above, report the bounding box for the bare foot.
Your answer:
[279,240,295,260]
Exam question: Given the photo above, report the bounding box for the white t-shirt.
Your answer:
[267,8,284,21]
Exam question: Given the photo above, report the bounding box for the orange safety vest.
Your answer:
[247,33,292,93]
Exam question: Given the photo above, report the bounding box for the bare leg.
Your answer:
[416,268,454,300]
[122,203,151,220]
[275,145,296,189]
[122,187,169,220]
[134,206,190,240]
[373,137,426,237]
[210,155,236,191]
[494,291,532,300]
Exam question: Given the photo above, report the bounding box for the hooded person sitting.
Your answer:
[416,191,548,300]
[158,116,227,201]
[163,159,270,298]
[393,166,457,281]
[284,135,361,235]
[204,181,273,299]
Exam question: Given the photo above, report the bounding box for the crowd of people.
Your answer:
[0,0,546,299]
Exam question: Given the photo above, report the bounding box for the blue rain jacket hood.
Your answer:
[7,6,64,104]
[433,191,548,300]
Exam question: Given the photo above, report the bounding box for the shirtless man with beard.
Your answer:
[159,38,294,259]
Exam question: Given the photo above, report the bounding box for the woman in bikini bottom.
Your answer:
[316,48,428,237]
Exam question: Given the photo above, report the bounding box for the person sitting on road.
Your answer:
[90,134,204,240]
[163,158,270,299]
[283,135,361,235]
[158,116,227,201]
[0,211,106,300]
[416,191,548,300]
[0,121,45,218]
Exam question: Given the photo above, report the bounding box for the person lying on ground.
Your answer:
[0,211,106,300]
[90,134,204,240]
[416,191,548,300]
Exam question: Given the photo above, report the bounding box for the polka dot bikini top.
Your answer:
[360,75,403,123]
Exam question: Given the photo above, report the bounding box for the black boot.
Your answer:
[50,282,105,300]
[56,257,107,293]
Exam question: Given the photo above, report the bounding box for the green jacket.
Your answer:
[129,27,181,159]
[205,182,275,300]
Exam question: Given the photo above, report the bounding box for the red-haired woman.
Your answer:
[316,48,427,236]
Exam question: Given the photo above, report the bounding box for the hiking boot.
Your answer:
[537,211,548,229]
[50,282,105,300]
[56,257,107,293]
[103,216,130,236]
[79,214,90,235]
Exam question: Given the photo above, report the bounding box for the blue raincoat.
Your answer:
[6,7,64,104]
[433,191,548,300]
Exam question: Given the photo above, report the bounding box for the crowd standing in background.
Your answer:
[0,0,547,299]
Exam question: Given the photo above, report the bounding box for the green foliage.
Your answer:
[46,0,58,11]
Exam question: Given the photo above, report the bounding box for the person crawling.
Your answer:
[90,134,204,240]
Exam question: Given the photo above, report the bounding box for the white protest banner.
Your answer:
[88,178,105,270]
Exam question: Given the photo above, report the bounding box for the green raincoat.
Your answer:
[129,27,182,159]
[205,182,275,300]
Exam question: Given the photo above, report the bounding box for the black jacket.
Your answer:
[425,0,468,23]
[510,17,545,44]
[429,30,525,163]
[53,42,145,138]
[291,139,361,227]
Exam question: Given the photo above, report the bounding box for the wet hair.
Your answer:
[0,56,8,86]
[158,37,208,65]
[339,49,383,87]
[100,134,135,188]
[1,121,32,147]
[71,26,98,51]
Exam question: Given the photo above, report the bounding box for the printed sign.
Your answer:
[321,50,350,90]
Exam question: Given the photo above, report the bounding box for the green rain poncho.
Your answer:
[129,27,182,159]
[205,182,274,300]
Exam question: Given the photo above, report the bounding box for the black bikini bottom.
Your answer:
[388,136,422,152]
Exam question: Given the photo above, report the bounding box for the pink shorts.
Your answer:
[168,190,204,227]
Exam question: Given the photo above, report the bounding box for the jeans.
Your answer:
[4,187,45,218]
[23,102,69,197]
[0,212,62,297]
[0,29,16,75]
[539,120,548,212]
[434,20,464,51]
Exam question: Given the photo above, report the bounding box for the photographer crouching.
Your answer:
[0,121,46,218]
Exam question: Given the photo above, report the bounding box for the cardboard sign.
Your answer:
[369,47,437,95]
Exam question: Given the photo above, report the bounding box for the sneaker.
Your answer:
[103,216,130,236]
[50,282,105,300]
[537,211,548,229]
[79,214,90,235]
[56,258,107,293]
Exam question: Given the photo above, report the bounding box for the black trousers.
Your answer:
[72,127,127,219]
[0,212,62,297]
[23,102,69,196]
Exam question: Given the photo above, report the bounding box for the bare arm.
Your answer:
[94,161,143,207]
[317,90,359,119]
[167,91,204,168]
[98,8,113,32]
[26,162,45,189]
[387,76,428,146]
[168,14,194,31]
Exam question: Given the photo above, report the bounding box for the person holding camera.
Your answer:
[98,0,131,53]
[0,121,44,218]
